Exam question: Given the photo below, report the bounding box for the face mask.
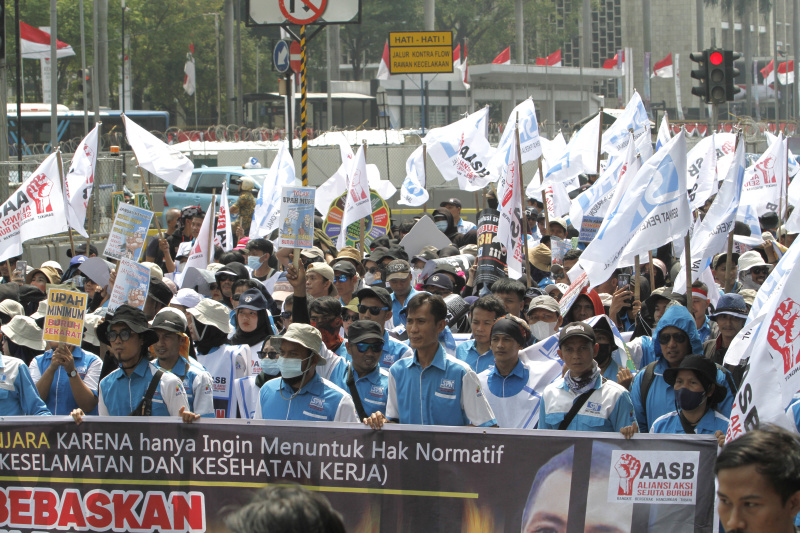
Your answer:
[530,321,557,341]
[364,272,376,285]
[277,356,309,379]
[259,357,280,375]
[435,221,449,232]
[675,387,707,411]
[247,256,262,270]
[594,344,612,365]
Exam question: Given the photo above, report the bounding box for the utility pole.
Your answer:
[224,0,235,124]
[92,0,100,127]
[794,0,800,120]
[235,0,244,125]
[50,0,57,150]
[515,0,523,64]
[214,13,221,123]
[696,0,706,120]
[80,0,88,134]
[773,0,780,124]
[98,0,109,106]
[424,0,434,30]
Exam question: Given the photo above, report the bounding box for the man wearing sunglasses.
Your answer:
[332,262,359,306]
[356,287,413,369]
[343,320,390,418]
[630,305,736,433]
[737,251,773,292]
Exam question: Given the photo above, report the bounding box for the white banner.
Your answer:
[656,113,671,150]
[544,115,601,184]
[526,133,567,196]
[686,135,718,211]
[398,145,429,207]
[250,141,296,239]
[490,98,543,176]
[496,127,525,279]
[601,91,650,156]
[123,115,193,190]
[740,133,786,217]
[64,124,100,238]
[183,200,215,273]
[217,182,233,251]
[336,145,372,249]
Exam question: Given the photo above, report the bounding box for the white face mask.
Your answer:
[364,272,376,285]
[530,320,558,341]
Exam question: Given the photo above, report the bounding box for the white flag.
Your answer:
[314,134,352,218]
[687,133,719,211]
[496,128,525,279]
[600,91,650,156]
[183,55,196,96]
[0,153,68,263]
[490,98,543,176]
[674,140,746,294]
[123,114,194,190]
[183,200,215,272]
[250,141,296,239]
[740,133,786,217]
[544,180,571,219]
[64,124,100,238]
[656,113,671,151]
[425,107,497,191]
[527,132,567,197]
[766,131,800,179]
[579,131,690,287]
[544,114,600,184]
[217,182,233,251]
[337,145,372,250]
[398,145,429,207]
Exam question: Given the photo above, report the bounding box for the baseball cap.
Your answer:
[386,260,411,281]
[356,286,392,308]
[346,320,384,343]
[307,262,334,282]
[150,307,188,334]
[170,288,203,309]
[424,273,454,293]
[549,217,568,232]
[236,288,269,311]
[558,322,596,346]
[662,355,727,404]
[710,293,748,320]
[527,295,560,315]
[332,261,357,278]
[440,198,462,208]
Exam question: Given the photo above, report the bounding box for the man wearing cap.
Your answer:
[332,262,358,306]
[254,323,359,422]
[151,308,215,418]
[479,315,561,429]
[527,244,554,289]
[548,218,568,240]
[387,260,419,328]
[703,293,749,386]
[711,253,739,292]
[30,336,101,415]
[306,263,336,299]
[456,295,506,373]
[424,273,454,298]
[440,198,476,235]
[343,320,391,418]
[145,207,181,269]
[737,250,773,292]
[539,322,636,435]
[80,305,191,418]
[214,263,250,309]
[363,293,497,428]
[67,243,99,259]
[690,281,719,344]
[525,295,563,342]
[356,287,413,369]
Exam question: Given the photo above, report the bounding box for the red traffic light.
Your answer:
[709,51,723,65]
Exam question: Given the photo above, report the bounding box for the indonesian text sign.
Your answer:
[103,203,153,262]
[389,31,453,74]
[278,186,316,249]
[42,289,87,346]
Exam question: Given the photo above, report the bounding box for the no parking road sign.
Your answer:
[278,0,327,25]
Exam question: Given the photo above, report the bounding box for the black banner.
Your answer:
[0,418,717,532]
[475,208,505,287]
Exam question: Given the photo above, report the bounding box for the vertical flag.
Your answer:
[490,98,542,177]
[336,145,372,249]
[123,115,194,190]
[740,133,786,217]
[217,182,233,251]
[250,141,296,239]
[496,127,525,279]
[314,135,352,218]
[651,53,674,78]
[398,145,429,206]
[493,47,511,65]
[544,114,600,184]
[377,41,391,80]
[183,200,215,272]
[65,123,100,238]
[601,91,649,156]
[656,112,671,150]
[674,53,685,120]
[183,45,196,96]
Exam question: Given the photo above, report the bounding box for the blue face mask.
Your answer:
[675,387,707,411]
[277,355,310,379]
[435,221,448,232]
[259,357,280,375]
[247,256,262,270]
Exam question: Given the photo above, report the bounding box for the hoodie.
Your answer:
[432,208,459,240]
[630,305,736,432]
[563,288,604,323]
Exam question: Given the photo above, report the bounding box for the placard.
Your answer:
[398,215,452,259]
[550,237,571,266]
[42,288,88,346]
[104,203,154,262]
[108,259,151,312]
[277,186,316,249]
[475,208,505,287]
[579,216,603,243]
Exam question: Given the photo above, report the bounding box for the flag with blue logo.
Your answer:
[579,130,690,287]
[544,114,600,184]
[398,145,429,207]
[600,91,650,156]
[424,107,497,191]
[656,113,671,151]
[250,141,296,239]
[490,98,542,176]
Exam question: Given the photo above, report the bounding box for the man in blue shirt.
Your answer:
[254,323,359,422]
[0,352,50,416]
[539,322,637,436]
[456,295,506,373]
[387,260,418,328]
[343,320,390,417]
[356,287,413,369]
[690,281,718,344]
[440,198,476,234]
[363,293,496,428]
[30,343,101,415]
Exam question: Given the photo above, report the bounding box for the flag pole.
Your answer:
[634,255,641,302]
[596,106,604,175]
[683,234,692,306]
[648,250,656,289]
[724,232,735,293]
[208,190,216,260]
[57,150,76,257]
[422,143,428,213]
[516,117,532,288]
[538,157,549,234]
[359,140,367,257]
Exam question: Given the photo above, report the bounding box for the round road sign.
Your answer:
[273,41,290,73]
[278,0,328,25]
[289,41,302,74]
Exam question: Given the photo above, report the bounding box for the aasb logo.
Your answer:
[630,154,682,231]
[608,450,699,505]
[369,385,385,398]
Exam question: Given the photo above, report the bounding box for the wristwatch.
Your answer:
[68,369,78,378]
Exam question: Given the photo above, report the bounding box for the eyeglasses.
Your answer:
[658,331,688,345]
[280,311,292,319]
[107,329,133,342]
[333,275,351,283]
[342,312,358,322]
[209,283,219,291]
[750,266,770,276]
[358,305,389,316]
[355,341,384,353]
[217,275,236,282]
[367,267,379,274]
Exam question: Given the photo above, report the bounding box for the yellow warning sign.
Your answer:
[388,31,453,74]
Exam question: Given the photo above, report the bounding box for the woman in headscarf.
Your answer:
[230,288,275,377]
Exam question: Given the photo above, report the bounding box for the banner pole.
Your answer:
[208,190,216,261]
[515,118,532,288]
[537,157,549,234]
[634,255,641,301]
[140,175,164,240]
[596,106,604,175]
[683,234,692,306]
[359,140,367,257]
[724,232,735,293]
[422,143,428,213]
[648,250,656,289]
[57,150,76,258]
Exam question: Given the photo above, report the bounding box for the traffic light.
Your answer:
[690,51,709,102]
[725,51,742,101]
[707,49,726,104]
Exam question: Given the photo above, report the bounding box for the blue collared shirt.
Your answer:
[391,288,419,328]
[0,355,50,416]
[539,376,634,433]
[379,331,413,369]
[650,408,730,435]
[348,363,390,417]
[155,356,215,418]
[697,316,713,344]
[385,344,496,427]
[30,347,102,415]
[99,358,189,417]
[457,218,476,234]
[455,339,495,374]
[254,371,359,422]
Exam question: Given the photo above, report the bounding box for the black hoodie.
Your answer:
[432,208,458,240]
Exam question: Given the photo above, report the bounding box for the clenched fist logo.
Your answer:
[615,454,642,496]
[26,173,54,213]
[127,287,146,308]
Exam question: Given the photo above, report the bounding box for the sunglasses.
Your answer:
[107,329,133,342]
[280,311,292,319]
[333,275,351,283]
[259,348,278,360]
[358,305,389,316]
[232,294,241,302]
[355,341,384,353]
[342,312,358,322]
[750,266,770,276]
[209,283,219,291]
[366,267,379,274]
[658,331,688,345]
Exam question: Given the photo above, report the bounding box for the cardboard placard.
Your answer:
[43,288,88,346]
[278,186,316,250]
[399,216,452,259]
[108,259,151,312]
[104,203,154,262]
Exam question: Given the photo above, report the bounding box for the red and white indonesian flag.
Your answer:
[496,128,525,279]
[740,132,787,217]
[217,182,233,251]
[183,47,196,96]
[64,124,100,238]
[651,53,674,78]
[337,145,372,249]
[20,22,75,59]
[250,141,296,239]
[183,200,215,272]
[452,43,470,89]
[579,131,690,287]
[123,115,194,190]
[493,47,511,65]
[0,153,68,263]
[377,41,391,81]
[603,52,624,69]
[779,61,795,85]
[536,49,562,67]
[761,60,776,86]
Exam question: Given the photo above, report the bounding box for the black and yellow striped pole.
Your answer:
[300,24,309,186]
